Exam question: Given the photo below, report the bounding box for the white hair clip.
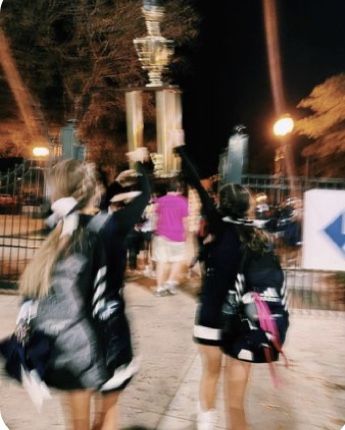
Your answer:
[49,197,79,237]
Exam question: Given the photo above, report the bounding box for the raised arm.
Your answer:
[111,148,151,239]
[113,165,150,235]
[174,144,221,229]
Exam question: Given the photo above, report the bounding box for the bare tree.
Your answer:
[1,0,199,166]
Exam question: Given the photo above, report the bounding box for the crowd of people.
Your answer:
[0,142,289,430]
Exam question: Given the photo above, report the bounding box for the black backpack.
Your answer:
[239,246,286,302]
[223,245,288,329]
[222,244,289,379]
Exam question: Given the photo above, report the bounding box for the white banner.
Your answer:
[302,189,345,271]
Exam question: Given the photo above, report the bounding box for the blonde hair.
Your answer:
[20,159,97,299]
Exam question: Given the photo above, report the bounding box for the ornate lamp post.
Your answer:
[126,0,181,176]
[134,0,174,87]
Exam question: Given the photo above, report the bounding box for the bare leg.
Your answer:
[167,260,185,285]
[199,345,222,410]
[224,356,251,430]
[151,260,156,276]
[67,390,92,430]
[92,393,103,430]
[92,391,120,430]
[155,261,170,293]
[144,237,151,266]
[146,238,155,277]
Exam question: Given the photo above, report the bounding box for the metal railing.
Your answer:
[0,160,47,287]
[0,166,344,314]
[241,174,345,204]
[237,175,344,314]
[286,267,345,313]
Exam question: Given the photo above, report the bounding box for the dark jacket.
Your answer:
[32,162,150,391]
[176,146,243,328]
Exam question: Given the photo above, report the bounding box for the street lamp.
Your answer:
[272,115,296,201]
[273,115,294,137]
[32,146,50,158]
[272,115,294,176]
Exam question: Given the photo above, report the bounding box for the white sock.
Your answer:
[166,280,178,287]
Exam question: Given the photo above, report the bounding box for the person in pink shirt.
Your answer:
[153,178,189,296]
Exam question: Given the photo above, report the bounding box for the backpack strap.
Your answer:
[252,292,289,387]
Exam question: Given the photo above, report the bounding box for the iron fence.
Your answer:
[240,174,345,315]
[241,174,345,204]
[285,268,345,313]
[0,159,47,287]
[0,165,344,314]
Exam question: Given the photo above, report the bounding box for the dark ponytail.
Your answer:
[219,183,250,219]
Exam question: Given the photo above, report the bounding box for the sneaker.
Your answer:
[154,286,169,297]
[197,407,217,430]
[165,282,178,295]
[0,411,9,430]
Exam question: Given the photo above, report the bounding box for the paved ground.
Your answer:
[0,282,344,430]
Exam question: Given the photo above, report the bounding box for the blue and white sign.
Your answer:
[324,213,345,256]
[302,189,345,271]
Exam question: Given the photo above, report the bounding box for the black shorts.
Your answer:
[193,274,230,347]
[193,303,223,347]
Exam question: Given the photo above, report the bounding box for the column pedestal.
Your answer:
[125,87,182,176]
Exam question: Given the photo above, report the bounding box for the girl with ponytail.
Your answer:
[4,148,150,430]
[174,140,275,430]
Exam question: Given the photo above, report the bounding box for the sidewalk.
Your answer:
[0,283,344,430]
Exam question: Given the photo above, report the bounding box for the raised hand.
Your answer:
[115,169,137,184]
[126,147,149,164]
[170,129,186,149]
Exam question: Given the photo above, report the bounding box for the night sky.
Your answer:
[182,0,345,176]
[1,0,344,176]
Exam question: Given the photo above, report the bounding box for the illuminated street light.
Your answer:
[273,115,294,136]
[272,115,296,201]
[32,146,50,157]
